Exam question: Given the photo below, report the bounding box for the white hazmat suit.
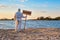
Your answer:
[15,11,25,31]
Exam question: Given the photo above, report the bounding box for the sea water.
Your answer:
[0,20,60,29]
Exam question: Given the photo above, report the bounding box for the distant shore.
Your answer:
[0,16,60,20]
[0,28,60,40]
[0,19,60,21]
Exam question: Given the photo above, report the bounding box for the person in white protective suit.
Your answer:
[14,9,26,32]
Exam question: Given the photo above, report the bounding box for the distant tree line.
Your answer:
[0,16,60,20]
[37,16,60,20]
[0,18,14,20]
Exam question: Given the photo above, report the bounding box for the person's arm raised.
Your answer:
[21,13,27,18]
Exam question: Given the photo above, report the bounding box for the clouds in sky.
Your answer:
[0,5,17,9]
[8,0,28,2]
[0,4,26,9]
[0,4,7,8]
[0,0,29,8]
[32,4,48,8]
[20,0,28,2]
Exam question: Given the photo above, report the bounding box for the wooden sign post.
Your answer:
[23,10,31,30]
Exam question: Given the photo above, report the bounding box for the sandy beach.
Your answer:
[0,28,60,40]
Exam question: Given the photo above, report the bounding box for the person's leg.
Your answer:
[18,20,21,31]
[15,20,19,32]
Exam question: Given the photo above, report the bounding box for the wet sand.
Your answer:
[0,28,60,40]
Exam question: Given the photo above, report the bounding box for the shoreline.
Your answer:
[0,28,60,40]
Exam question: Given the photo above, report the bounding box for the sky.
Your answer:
[0,0,60,19]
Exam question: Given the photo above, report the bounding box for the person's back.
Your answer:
[14,9,26,32]
[16,11,23,20]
